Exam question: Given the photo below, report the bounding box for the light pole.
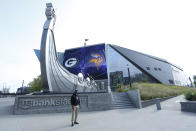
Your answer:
[84,39,88,46]
[127,64,132,88]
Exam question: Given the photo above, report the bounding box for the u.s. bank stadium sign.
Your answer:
[13,93,112,114]
[17,96,88,110]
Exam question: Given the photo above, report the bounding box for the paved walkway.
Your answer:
[0,96,195,131]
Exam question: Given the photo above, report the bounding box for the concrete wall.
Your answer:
[181,101,196,113]
[127,89,142,109]
[13,93,112,115]
[141,96,174,108]
[126,89,175,108]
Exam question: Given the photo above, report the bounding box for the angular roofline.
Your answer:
[110,44,183,71]
[35,42,183,71]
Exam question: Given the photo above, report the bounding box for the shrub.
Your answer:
[129,82,196,100]
[115,82,196,100]
[116,84,121,89]
[141,78,149,83]
[185,91,196,101]
[116,85,130,92]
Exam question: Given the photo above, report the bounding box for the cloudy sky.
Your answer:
[0,0,196,92]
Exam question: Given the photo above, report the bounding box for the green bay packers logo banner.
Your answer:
[63,44,107,80]
[64,58,78,68]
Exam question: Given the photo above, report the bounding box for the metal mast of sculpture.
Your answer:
[40,3,97,93]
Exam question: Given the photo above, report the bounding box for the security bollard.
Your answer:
[154,98,161,110]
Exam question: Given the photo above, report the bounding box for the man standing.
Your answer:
[71,89,80,127]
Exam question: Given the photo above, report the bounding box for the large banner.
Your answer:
[63,44,107,80]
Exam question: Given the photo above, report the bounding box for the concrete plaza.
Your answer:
[0,95,195,131]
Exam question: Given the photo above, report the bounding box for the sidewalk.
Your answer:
[0,96,195,131]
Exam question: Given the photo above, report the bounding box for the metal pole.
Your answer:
[22,80,24,87]
[84,39,88,47]
[127,67,132,88]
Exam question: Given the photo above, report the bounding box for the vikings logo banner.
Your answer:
[63,44,107,80]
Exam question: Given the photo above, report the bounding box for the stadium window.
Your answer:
[154,67,157,71]
[146,67,150,70]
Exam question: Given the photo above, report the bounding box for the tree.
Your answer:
[193,75,196,87]
[2,87,10,93]
[1,83,10,93]
[28,75,43,92]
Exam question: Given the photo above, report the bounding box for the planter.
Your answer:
[180,101,196,113]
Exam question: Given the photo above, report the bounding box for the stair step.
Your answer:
[111,107,134,109]
[111,105,135,109]
[111,107,134,110]
[114,100,133,102]
[114,102,134,105]
[113,95,129,97]
[112,92,127,94]
[111,103,134,105]
[113,95,128,97]
[113,95,129,98]
[113,99,130,101]
[113,94,129,97]
[113,98,131,102]
[111,104,134,106]
[111,92,136,109]
[111,106,134,108]
[113,100,133,103]
[111,104,133,107]
[113,97,130,100]
[111,105,134,107]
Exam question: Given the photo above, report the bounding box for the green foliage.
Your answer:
[141,78,149,83]
[185,91,196,101]
[116,85,131,92]
[116,83,121,89]
[116,82,196,100]
[132,83,185,100]
[28,75,43,92]
[193,75,196,87]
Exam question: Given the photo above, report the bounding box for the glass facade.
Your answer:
[107,45,157,91]
[171,66,192,86]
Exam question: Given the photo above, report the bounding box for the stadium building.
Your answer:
[34,43,193,92]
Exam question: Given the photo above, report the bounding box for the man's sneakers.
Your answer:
[71,122,79,127]
[74,121,79,124]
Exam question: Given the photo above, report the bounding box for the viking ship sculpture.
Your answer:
[40,3,97,93]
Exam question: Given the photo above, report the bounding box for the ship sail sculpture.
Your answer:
[40,3,97,93]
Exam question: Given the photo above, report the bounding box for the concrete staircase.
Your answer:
[111,92,135,109]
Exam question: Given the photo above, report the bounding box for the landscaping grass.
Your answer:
[116,82,196,100]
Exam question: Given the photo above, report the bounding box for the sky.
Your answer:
[0,0,196,92]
